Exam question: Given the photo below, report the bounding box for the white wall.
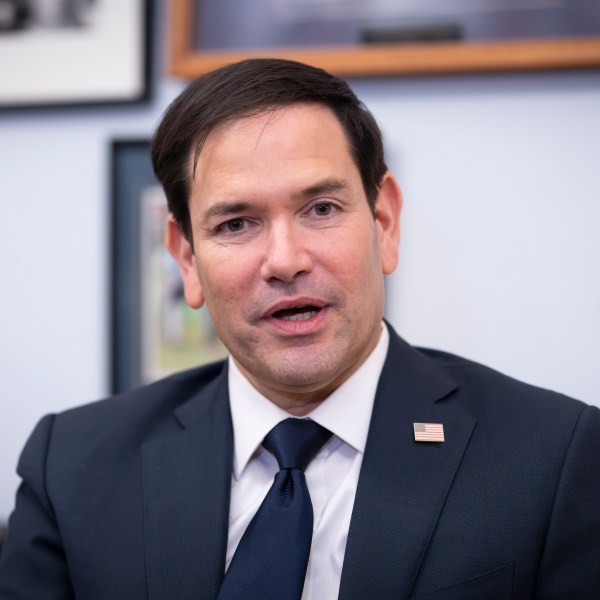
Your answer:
[1,64,599,519]
[355,72,600,404]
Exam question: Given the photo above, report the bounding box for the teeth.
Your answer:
[281,310,316,321]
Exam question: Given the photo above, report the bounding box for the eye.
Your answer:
[222,218,245,232]
[313,203,333,216]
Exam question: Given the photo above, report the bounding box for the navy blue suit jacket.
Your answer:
[1,327,599,598]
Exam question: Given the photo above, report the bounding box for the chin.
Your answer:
[261,348,348,388]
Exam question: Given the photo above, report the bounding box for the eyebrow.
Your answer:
[202,201,251,222]
[291,177,350,202]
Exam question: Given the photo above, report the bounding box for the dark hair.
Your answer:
[151,58,387,242]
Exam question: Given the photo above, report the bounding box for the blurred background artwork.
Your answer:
[0,0,148,107]
[170,0,600,78]
[111,140,227,394]
[139,187,226,385]
[195,0,600,51]
[0,0,99,30]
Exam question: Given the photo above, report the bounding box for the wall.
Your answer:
[355,72,600,402]
[1,40,598,518]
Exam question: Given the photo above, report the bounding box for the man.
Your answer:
[0,59,598,599]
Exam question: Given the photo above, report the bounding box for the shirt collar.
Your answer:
[228,323,389,480]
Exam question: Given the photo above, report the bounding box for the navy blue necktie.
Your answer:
[217,418,332,600]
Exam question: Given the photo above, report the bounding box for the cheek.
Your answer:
[197,254,256,309]
[321,227,381,285]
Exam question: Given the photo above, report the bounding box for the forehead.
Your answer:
[189,103,358,198]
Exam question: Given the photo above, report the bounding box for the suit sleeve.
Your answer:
[536,404,600,600]
[0,414,75,599]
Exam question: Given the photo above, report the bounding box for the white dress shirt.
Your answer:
[226,323,389,599]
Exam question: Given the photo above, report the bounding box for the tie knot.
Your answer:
[263,418,332,471]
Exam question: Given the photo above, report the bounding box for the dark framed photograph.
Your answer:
[0,0,151,109]
[110,140,227,394]
[170,0,600,78]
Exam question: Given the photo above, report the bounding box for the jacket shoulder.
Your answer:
[414,346,590,418]
[67,359,225,414]
[46,360,228,450]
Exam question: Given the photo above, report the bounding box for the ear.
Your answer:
[375,172,402,275]
[164,214,205,309]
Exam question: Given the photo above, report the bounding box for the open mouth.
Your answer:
[272,305,322,322]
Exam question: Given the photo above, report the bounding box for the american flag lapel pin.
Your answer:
[413,423,445,443]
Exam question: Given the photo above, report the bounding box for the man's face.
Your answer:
[167,103,401,411]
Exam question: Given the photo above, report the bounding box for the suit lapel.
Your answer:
[339,332,476,600]
[143,365,233,600]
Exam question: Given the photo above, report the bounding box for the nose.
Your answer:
[260,222,314,283]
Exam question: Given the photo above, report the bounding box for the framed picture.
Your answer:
[0,0,151,109]
[111,140,227,394]
[170,0,600,78]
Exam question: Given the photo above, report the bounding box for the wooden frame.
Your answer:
[170,0,600,78]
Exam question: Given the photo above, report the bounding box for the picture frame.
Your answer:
[170,0,600,78]
[0,0,151,109]
[110,140,227,394]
